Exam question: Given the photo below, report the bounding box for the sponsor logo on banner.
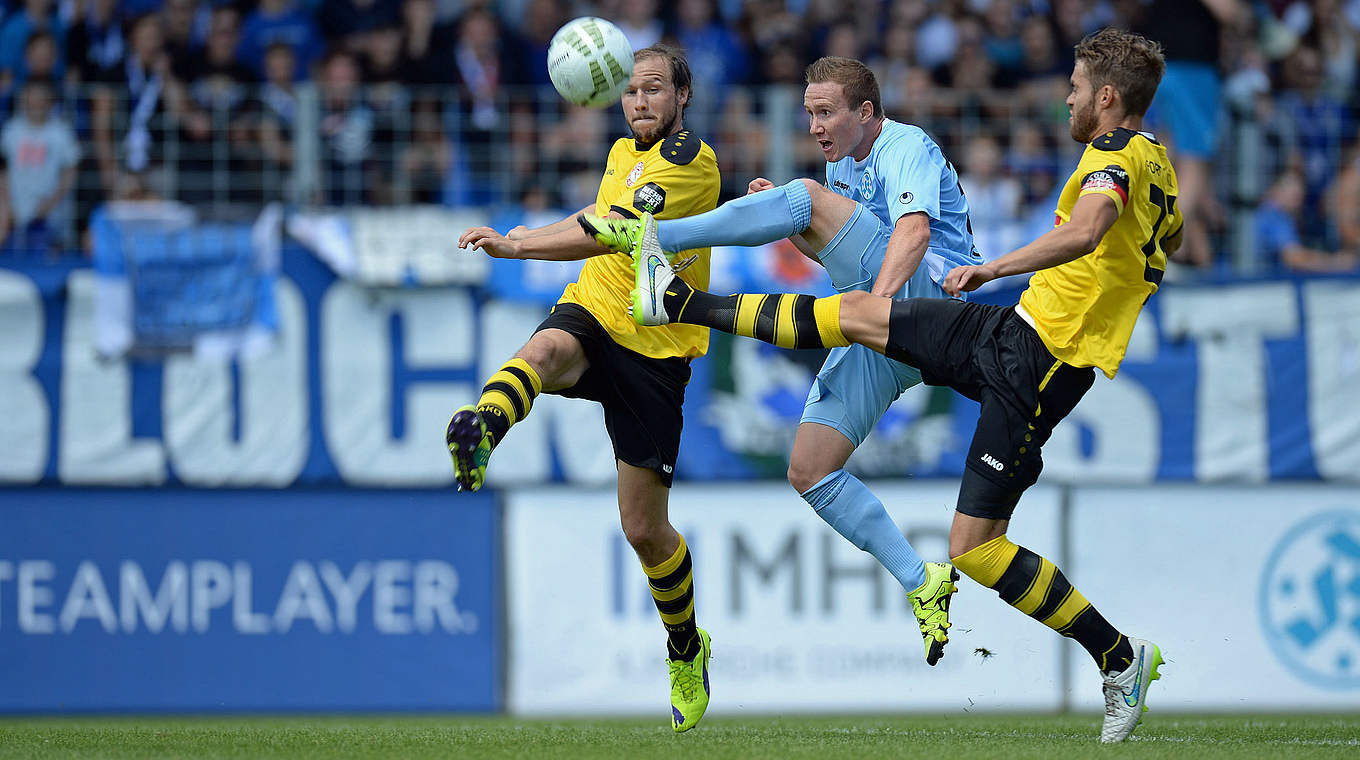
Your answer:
[506,484,1063,714]
[0,490,500,711]
[1259,510,1360,689]
[0,559,479,636]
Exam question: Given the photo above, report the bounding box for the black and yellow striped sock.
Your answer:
[643,534,700,661]
[475,358,542,449]
[954,535,1135,673]
[664,278,849,350]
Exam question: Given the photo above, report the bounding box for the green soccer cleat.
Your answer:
[445,405,491,492]
[910,561,960,666]
[668,628,712,733]
[578,213,643,253]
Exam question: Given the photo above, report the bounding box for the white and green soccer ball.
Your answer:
[546,17,634,108]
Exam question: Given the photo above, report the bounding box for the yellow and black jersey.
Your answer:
[1018,127,1182,378]
[559,130,720,360]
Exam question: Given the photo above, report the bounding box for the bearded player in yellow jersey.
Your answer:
[620,29,1179,742]
[452,44,719,732]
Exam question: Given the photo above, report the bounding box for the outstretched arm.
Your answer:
[943,194,1119,295]
[508,205,594,240]
[459,209,621,261]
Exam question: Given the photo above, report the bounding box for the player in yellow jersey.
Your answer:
[451,44,719,733]
[622,29,1177,742]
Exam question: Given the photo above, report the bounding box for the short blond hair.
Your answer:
[805,56,881,118]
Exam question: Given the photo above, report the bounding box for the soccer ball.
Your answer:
[547,17,634,108]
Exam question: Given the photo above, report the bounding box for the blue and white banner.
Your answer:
[1,248,1358,487]
[0,488,499,711]
[90,203,283,360]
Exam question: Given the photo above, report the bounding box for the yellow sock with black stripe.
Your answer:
[664,278,849,349]
[475,358,542,449]
[643,534,700,661]
[954,535,1135,673]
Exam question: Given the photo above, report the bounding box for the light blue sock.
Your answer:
[656,179,813,252]
[801,469,928,591]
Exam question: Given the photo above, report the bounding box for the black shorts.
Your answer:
[886,299,1095,520]
[535,303,690,487]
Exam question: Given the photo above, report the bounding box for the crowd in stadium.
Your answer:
[0,0,1356,275]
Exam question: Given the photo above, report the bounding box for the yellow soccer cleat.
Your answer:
[445,405,491,492]
[910,561,960,666]
[667,628,712,733]
[578,213,643,253]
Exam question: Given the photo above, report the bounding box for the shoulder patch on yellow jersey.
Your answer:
[1091,127,1140,152]
[658,130,703,166]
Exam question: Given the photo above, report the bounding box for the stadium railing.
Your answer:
[19,82,1353,275]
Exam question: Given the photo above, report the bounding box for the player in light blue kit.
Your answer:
[581,56,980,664]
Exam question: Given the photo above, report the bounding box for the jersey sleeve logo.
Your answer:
[899,191,914,205]
[859,169,875,200]
[625,160,646,188]
[1080,164,1130,205]
[634,182,666,214]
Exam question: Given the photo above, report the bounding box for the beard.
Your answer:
[1068,94,1098,143]
[628,103,680,145]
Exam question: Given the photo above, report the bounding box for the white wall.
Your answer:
[505,483,1360,714]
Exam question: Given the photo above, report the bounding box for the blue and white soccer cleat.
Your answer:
[1100,637,1164,742]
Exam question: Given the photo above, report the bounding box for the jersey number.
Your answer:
[1140,184,1176,284]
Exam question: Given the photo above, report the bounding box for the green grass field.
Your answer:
[1,714,1357,760]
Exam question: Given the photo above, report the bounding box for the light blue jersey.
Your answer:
[824,119,979,287]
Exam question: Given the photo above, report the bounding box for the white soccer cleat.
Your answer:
[629,212,676,326]
[1100,637,1164,743]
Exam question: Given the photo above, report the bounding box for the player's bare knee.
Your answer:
[797,177,824,198]
[515,330,582,386]
[787,457,831,495]
[514,340,556,372]
[620,514,667,557]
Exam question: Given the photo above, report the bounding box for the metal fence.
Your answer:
[9,81,1353,273]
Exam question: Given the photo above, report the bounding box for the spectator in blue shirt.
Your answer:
[238,0,323,80]
[1256,169,1358,274]
[0,0,63,77]
[1275,45,1354,247]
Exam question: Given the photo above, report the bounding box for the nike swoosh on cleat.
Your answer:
[647,255,663,314]
[1123,645,1145,707]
